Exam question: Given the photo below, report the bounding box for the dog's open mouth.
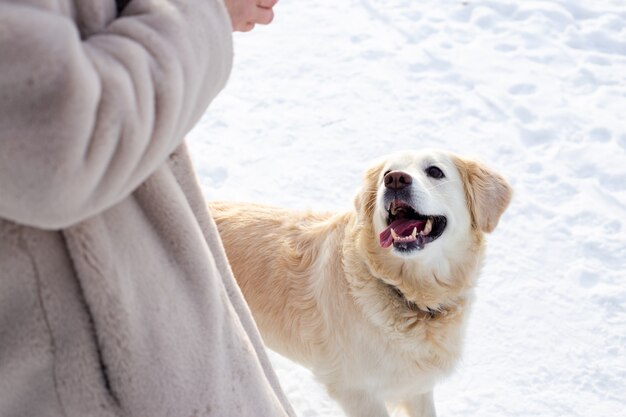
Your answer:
[379,200,447,252]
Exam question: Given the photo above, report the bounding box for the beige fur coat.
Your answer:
[0,1,294,416]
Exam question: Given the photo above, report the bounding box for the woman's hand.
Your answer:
[224,0,278,32]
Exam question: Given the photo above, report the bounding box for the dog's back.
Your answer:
[209,201,348,365]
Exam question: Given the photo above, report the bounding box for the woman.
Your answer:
[0,0,294,416]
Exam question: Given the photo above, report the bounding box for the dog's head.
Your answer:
[355,150,512,266]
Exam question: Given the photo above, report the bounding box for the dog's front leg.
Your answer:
[404,391,437,417]
[331,388,389,417]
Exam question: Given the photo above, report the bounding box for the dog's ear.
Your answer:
[454,156,513,233]
[354,161,385,220]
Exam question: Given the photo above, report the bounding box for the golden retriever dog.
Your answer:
[209,150,512,417]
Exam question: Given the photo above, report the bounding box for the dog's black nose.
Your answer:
[384,171,413,190]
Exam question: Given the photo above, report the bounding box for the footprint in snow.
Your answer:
[513,106,537,123]
[588,127,611,143]
[578,270,598,289]
[518,127,553,146]
[509,83,537,95]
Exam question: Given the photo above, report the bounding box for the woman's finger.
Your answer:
[255,6,274,25]
[257,0,278,9]
[240,21,256,32]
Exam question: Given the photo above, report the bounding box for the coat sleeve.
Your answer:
[0,1,233,229]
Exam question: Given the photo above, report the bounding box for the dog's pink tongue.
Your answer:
[379,219,426,248]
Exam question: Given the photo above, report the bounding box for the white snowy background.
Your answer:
[188,0,626,416]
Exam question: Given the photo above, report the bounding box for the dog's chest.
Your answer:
[331,323,461,397]
[326,348,439,404]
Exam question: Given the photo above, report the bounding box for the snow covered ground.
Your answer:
[188,1,626,416]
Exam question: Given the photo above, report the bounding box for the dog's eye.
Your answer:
[426,166,445,179]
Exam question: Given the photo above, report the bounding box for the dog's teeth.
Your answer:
[391,228,399,240]
[411,227,417,239]
[424,218,433,235]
